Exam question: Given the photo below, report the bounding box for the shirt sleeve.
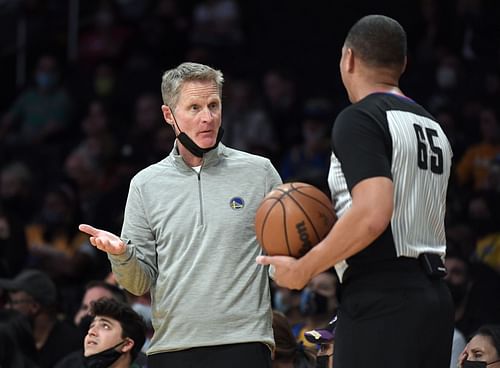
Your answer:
[332,106,392,192]
[108,178,159,296]
[266,159,283,191]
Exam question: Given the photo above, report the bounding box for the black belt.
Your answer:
[342,253,447,284]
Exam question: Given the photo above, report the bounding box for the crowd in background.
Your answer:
[0,0,500,367]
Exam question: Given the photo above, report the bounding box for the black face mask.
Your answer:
[170,107,224,158]
[463,361,487,368]
[463,359,500,368]
[176,128,224,157]
[83,341,125,368]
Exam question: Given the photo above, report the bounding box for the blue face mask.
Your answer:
[36,72,57,89]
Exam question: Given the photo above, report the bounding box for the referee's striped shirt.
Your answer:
[328,92,453,282]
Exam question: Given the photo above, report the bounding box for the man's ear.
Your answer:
[121,337,135,354]
[345,47,355,73]
[161,105,174,126]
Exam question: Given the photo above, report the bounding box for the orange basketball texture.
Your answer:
[255,182,336,258]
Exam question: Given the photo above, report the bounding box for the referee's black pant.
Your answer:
[334,260,454,368]
[148,342,272,368]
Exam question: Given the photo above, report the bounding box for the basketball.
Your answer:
[255,182,336,258]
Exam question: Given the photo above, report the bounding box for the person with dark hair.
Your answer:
[0,269,81,368]
[79,62,282,367]
[57,297,147,368]
[258,14,454,368]
[459,324,500,367]
[272,311,316,368]
[83,298,146,368]
[55,281,148,368]
[0,308,39,368]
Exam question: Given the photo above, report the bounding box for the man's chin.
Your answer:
[197,139,217,149]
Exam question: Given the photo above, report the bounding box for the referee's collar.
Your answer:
[368,91,415,103]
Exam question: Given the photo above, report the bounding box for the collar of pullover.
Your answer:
[169,141,226,172]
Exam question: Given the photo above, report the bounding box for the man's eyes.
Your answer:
[189,103,219,111]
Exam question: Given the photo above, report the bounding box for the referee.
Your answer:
[257,14,454,368]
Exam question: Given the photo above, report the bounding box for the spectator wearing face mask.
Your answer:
[459,324,500,368]
[0,54,72,156]
[55,280,148,368]
[56,297,146,368]
[83,298,146,368]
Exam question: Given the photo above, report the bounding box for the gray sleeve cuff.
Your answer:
[108,239,134,264]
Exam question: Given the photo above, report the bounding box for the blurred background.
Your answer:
[0,0,500,366]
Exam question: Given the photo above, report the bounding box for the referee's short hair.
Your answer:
[344,14,407,70]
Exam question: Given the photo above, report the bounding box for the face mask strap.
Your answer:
[487,358,500,366]
[111,340,127,350]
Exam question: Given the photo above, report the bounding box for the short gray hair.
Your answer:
[161,62,224,110]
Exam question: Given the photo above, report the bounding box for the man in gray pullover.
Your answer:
[79,62,282,367]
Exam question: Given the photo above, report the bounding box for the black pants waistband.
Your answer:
[342,254,446,285]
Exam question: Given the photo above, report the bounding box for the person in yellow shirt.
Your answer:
[456,107,500,190]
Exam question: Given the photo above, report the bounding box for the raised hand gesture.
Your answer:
[79,224,127,255]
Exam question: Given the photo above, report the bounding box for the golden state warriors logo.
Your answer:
[229,197,245,210]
